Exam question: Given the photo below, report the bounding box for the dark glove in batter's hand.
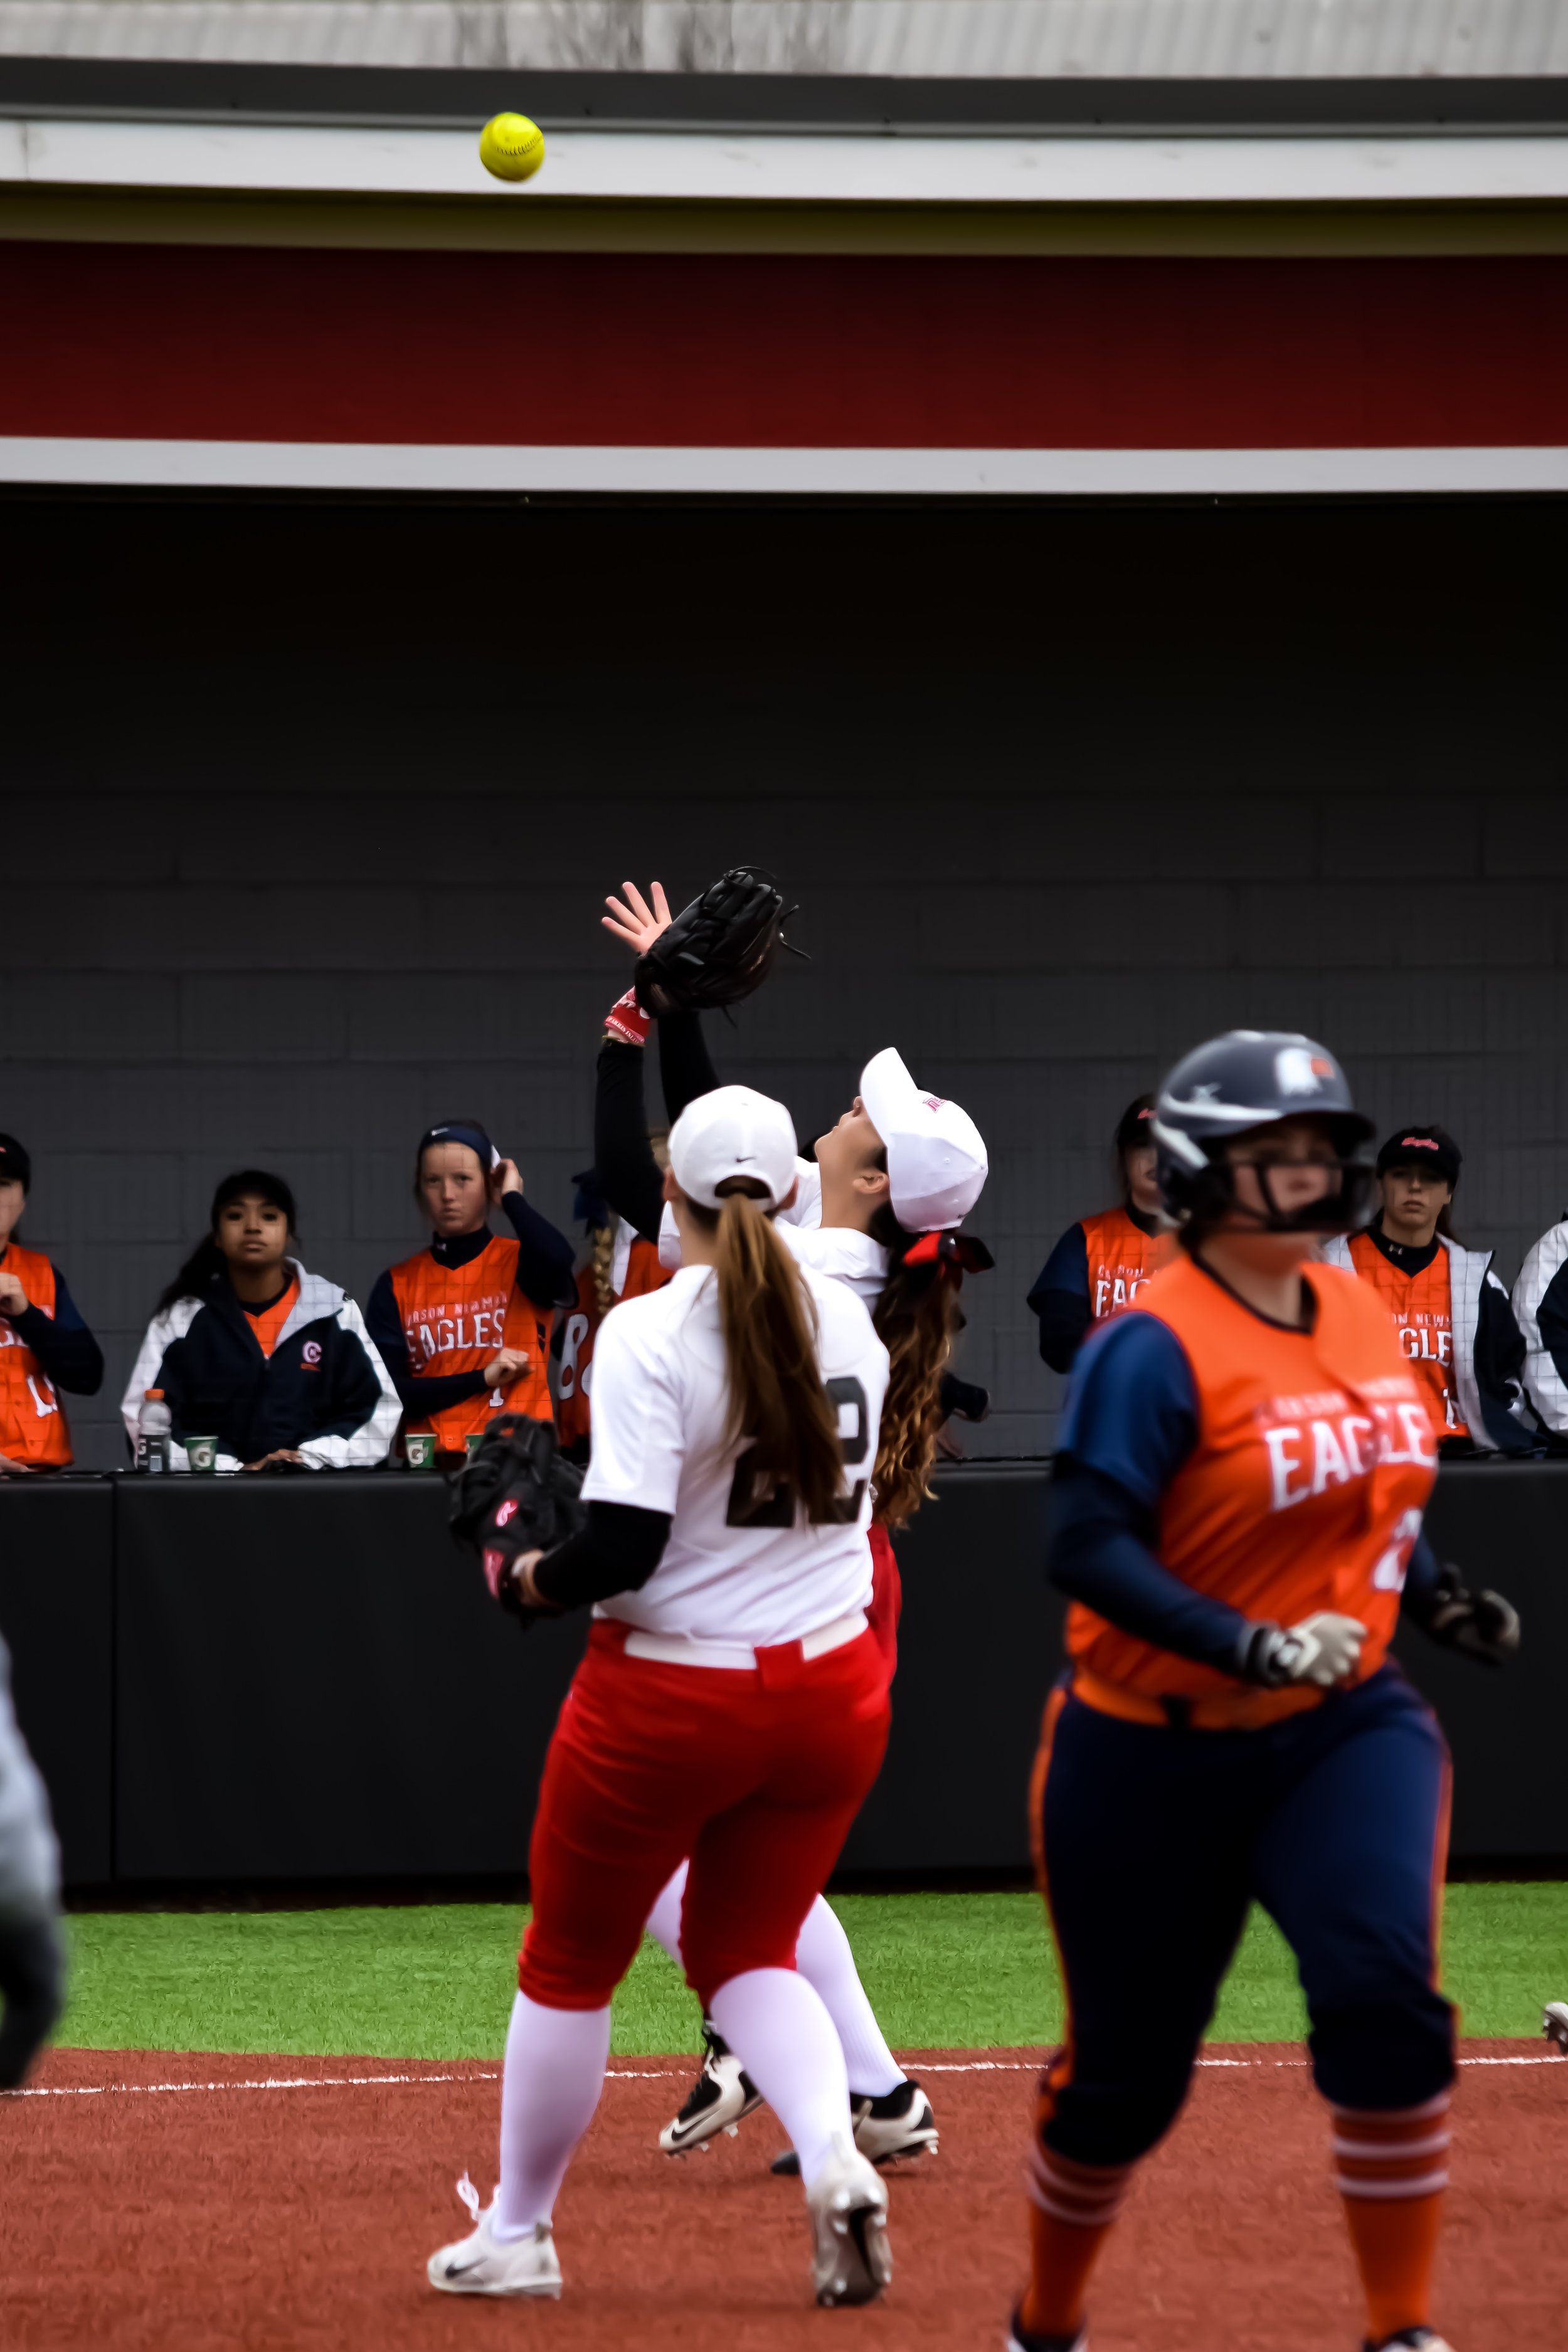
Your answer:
[1405,1560,1520,1666]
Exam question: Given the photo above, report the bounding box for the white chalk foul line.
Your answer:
[6,2053,1559,2102]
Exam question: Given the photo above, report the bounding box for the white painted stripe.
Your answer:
[4,438,1567,496]
[1335,2169,1451,2198]
[1331,2128,1452,2157]
[4,2052,1554,2099]
[5,119,1568,208]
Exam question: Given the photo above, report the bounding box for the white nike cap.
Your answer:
[668,1085,800,1212]
[859,1048,988,1234]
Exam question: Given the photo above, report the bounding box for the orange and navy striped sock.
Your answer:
[1332,2091,1451,2344]
[1018,2138,1135,2343]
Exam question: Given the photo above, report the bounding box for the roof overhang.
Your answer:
[9,114,1568,209]
[3,59,1565,496]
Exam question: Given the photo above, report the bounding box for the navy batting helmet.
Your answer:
[1151,1030,1376,1235]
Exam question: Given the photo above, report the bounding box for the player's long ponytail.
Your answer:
[867,1202,966,1530]
[695,1182,844,1527]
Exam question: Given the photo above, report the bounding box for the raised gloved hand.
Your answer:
[632,866,803,1018]
[1239,1611,1368,1690]
[1404,1560,1520,1667]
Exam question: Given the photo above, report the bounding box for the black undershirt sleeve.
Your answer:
[364,1268,489,1416]
[10,1303,104,1395]
[498,1190,578,1311]
[655,1010,723,1125]
[1402,1532,1443,1611]
[1034,1291,1094,1374]
[531,1500,672,1611]
[594,1042,667,1242]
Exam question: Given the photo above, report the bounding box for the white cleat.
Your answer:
[426,2175,563,2298]
[851,2078,939,2166]
[807,2132,893,2308]
[1005,2326,1087,2352]
[659,2020,764,2156]
[772,2078,939,2176]
[1543,2001,1568,2055]
[1366,2332,1458,2351]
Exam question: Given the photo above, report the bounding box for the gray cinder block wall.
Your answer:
[3,495,1565,1466]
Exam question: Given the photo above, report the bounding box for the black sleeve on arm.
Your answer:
[11,1268,103,1394]
[595,1041,667,1242]
[1049,1460,1258,1678]
[1035,1292,1093,1375]
[1402,1531,1444,1612]
[1027,1226,1093,1374]
[656,1010,723,1125]
[499,1191,578,1310]
[532,1500,672,1611]
[364,1268,488,1417]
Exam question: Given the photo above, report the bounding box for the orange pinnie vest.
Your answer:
[0,1243,73,1466]
[1080,1209,1173,1325]
[1347,1231,1467,1441]
[389,1236,554,1450]
[1067,1256,1437,1703]
[556,1239,672,1451]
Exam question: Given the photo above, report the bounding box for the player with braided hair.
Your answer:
[554,1163,671,1463]
[1011,1029,1519,2352]
[594,879,991,2172]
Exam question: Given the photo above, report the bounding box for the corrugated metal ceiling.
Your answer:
[3,1,1565,79]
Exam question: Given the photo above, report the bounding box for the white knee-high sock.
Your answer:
[494,1991,612,2239]
[793,1895,906,2100]
[709,1967,851,2191]
[644,1861,689,1971]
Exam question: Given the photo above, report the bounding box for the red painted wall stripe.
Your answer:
[4,245,1567,448]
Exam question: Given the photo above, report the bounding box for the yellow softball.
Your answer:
[479,112,546,184]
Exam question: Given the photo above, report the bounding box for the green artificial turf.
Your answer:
[56,1882,1567,2061]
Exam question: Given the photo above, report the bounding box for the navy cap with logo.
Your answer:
[1375,1125,1461,1189]
[0,1133,31,1192]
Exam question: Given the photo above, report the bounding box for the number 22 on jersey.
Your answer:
[726,1377,871,1528]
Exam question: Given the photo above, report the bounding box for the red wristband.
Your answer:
[604,988,651,1047]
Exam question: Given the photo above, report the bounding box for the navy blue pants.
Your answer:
[1034,1664,1455,2166]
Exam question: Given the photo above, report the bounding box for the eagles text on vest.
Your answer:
[1347,1232,1466,1441]
[1067,1256,1437,1702]
[389,1237,554,1449]
[1079,1209,1173,1324]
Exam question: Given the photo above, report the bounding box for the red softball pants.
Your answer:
[866,1524,901,1675]
[520,1618,891,2013]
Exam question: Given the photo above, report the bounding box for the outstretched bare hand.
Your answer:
[601,881,672,956]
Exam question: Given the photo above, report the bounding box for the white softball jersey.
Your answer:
[581,1261,889,1648]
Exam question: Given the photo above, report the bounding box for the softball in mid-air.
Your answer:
[479,112,546,183]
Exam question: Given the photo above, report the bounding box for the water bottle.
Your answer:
[137,1388,172,1474]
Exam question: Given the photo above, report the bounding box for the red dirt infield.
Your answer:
[1,2041,1562,2349]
